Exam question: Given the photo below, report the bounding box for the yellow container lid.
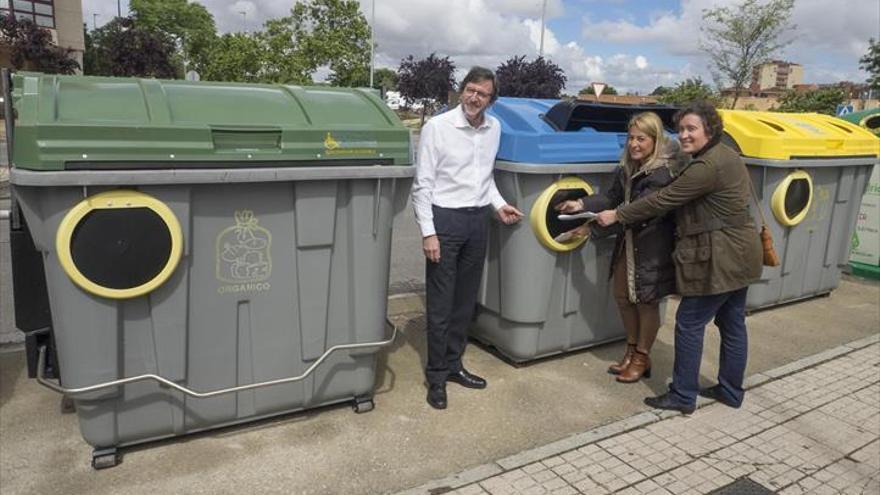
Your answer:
[719,110,880,160]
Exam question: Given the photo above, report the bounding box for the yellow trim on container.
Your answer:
[55,190,183,299]
[530,176,595,252]
[719,110,880,160]
[770,170,813,227]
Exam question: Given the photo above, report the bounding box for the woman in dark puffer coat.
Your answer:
[556,112,687,382]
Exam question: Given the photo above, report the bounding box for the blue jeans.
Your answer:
[668,287,749,407]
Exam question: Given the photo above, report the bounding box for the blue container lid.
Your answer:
[488,97,678,164]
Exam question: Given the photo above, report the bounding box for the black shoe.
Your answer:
[446,369,487,389]
[644,393,696,415]
[427,383,447,410]
[699,385,741,408]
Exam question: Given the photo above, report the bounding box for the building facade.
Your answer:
[1,0,84,72]
[751,60,804,94]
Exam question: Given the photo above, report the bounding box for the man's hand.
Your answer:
[596,209,618,227]
[553,198,584,214]
[423,235,440,263]
[497,205,524,225]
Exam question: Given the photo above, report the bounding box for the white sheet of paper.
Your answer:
[558,211,598,221]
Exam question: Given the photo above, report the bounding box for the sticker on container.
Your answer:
[216,210,273,293]
[323,131,378,157]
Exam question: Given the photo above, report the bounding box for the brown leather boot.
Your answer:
[608,344,636,375]
[617,350,651,383]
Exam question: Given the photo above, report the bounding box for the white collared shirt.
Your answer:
[411,104,507,237]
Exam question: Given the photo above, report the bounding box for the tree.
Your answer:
[579,85,618,96]
[656,78,719,105]
[373,68,398,92]
[774,87,846,115]
[0,15,79,74]
[650,86,671,96]
[129,0,217,74]
[701,0,795,108]
[83,23,97,74]
[495,56,567,98]
[291,0,370,86]
[257,17,313,84]
[859,38,880,91]
[200,33,264,83]
[257,0,370,86]
[84,17,177,78]
[397,53,455,125]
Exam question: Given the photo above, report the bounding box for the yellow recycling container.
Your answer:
[720,110,880,311]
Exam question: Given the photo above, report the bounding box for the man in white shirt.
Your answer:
[411,66,523,410]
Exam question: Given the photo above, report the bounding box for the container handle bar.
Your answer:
[36,319,398,399]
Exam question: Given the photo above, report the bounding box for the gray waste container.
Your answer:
[6,72,413,468]
[719,110,879,311]
[474,99,676,362]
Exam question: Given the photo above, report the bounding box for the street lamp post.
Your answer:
[92,13,99,30]
[539,0,547,57]
[369,0,376,88]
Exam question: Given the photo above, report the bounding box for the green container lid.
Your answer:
[839,108,880,136]
[11,72,411,171]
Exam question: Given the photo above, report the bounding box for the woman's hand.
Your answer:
[553,224,590,243]
[595,209,618,227]
[554,198,584,213]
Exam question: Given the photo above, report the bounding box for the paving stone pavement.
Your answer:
[399,336,880,495]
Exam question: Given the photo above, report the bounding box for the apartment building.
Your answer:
[751,60,804,93]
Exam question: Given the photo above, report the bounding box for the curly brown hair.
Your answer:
[673,100,724,150]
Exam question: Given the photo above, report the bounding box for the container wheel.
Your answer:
[91,448,120,470]
[60,396,75,414]
[353,396,375,414]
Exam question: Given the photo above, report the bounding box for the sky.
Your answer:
[81,0,880,94]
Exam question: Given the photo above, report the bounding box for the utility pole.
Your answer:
[539,0,547,57]
[239,11,247,32]
[117,0,121,17]
[92,13,99,30]
[369,0,376,88]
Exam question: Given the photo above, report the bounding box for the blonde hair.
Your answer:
[621,112,667,175]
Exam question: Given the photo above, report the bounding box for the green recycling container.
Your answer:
[7,72,413,467]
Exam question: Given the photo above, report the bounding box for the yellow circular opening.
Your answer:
[530,176,595,252]
[770,170,813,227]
[55,190,184,299]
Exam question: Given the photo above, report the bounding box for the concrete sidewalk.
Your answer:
[399,336,880,495]
[0,278,878,495]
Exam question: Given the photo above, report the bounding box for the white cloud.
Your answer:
[484,0,565,18]
[580,0,880,85]
[79,0,876,92]
[581,0,713,57]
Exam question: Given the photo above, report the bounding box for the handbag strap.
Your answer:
[747,177,770,229]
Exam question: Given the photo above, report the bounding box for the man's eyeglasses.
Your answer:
[463,86,492,100]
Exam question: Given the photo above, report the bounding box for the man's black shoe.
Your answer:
[644,393,696,415]
[699,385,741,408]
[446,369,487,389]
[427,384,447,410]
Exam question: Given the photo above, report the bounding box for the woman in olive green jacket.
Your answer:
[595,101,762,414]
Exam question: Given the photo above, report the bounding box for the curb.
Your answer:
[394,333,880,495]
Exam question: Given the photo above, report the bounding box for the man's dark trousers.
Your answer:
[669,287,749,407]
[425,205,490,386]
